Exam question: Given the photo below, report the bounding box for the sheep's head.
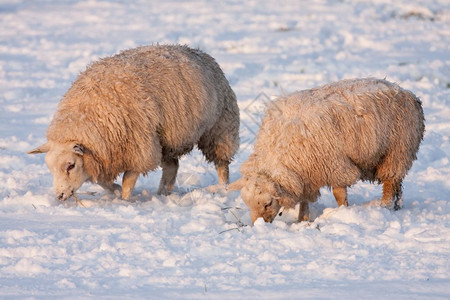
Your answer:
[229,174,285,224]
[28,141,90,201]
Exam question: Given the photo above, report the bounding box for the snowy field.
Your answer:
[1,0,450,298]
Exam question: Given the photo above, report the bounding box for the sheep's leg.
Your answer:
[203,161,229,194]
[332,186,348,206]
[298,200,310,222]
[157,157,179,195]
[381,180,394,208]
[197,105,238,188]
[381,179,403,209]
[122,171,140,200]
[394,180,403,210]
[215,161,230,185]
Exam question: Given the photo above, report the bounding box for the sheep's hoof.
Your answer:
[382,202,401,211]
[157,187,171,196]
[380,201,397,210]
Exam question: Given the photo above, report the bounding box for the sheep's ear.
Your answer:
[72,144,85,156]
[273,184,296,208]
[274,192,297,208]
[227,178,246,191]
[27,142,50,154]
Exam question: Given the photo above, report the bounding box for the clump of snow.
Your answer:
[1,0,449,298]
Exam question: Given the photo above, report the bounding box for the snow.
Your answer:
[1,0,449,298]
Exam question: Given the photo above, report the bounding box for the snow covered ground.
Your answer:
[1,0,449,298]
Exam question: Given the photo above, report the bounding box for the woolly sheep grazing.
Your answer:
[28,45,239,202]
[229,78,424,224]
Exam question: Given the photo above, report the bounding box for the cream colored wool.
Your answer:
[29,45,239,201]
[230,78,424,223]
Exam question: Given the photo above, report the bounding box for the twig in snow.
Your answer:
[219,226,247,234]
[221,206,243,210]
[219,206,247,234]
[229,209,245,228]
[72,193,86,207]
[77,191,97,196]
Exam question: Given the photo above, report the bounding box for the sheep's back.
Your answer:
[110,45,231,152]
[255,78,423,189]
[47,45,235,181]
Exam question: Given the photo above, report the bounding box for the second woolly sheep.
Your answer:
[230,78,424,223]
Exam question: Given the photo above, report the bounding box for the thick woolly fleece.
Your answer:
[46,44,240,186]
[237,78,424,213]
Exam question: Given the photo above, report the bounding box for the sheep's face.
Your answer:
[229,175,282,224]
[28,142,90,201]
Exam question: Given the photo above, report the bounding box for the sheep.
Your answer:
[229,78,424,224]
[28,44,240,202]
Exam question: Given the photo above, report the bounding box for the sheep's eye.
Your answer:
[66,163,75,173]
[264,199,273,210]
